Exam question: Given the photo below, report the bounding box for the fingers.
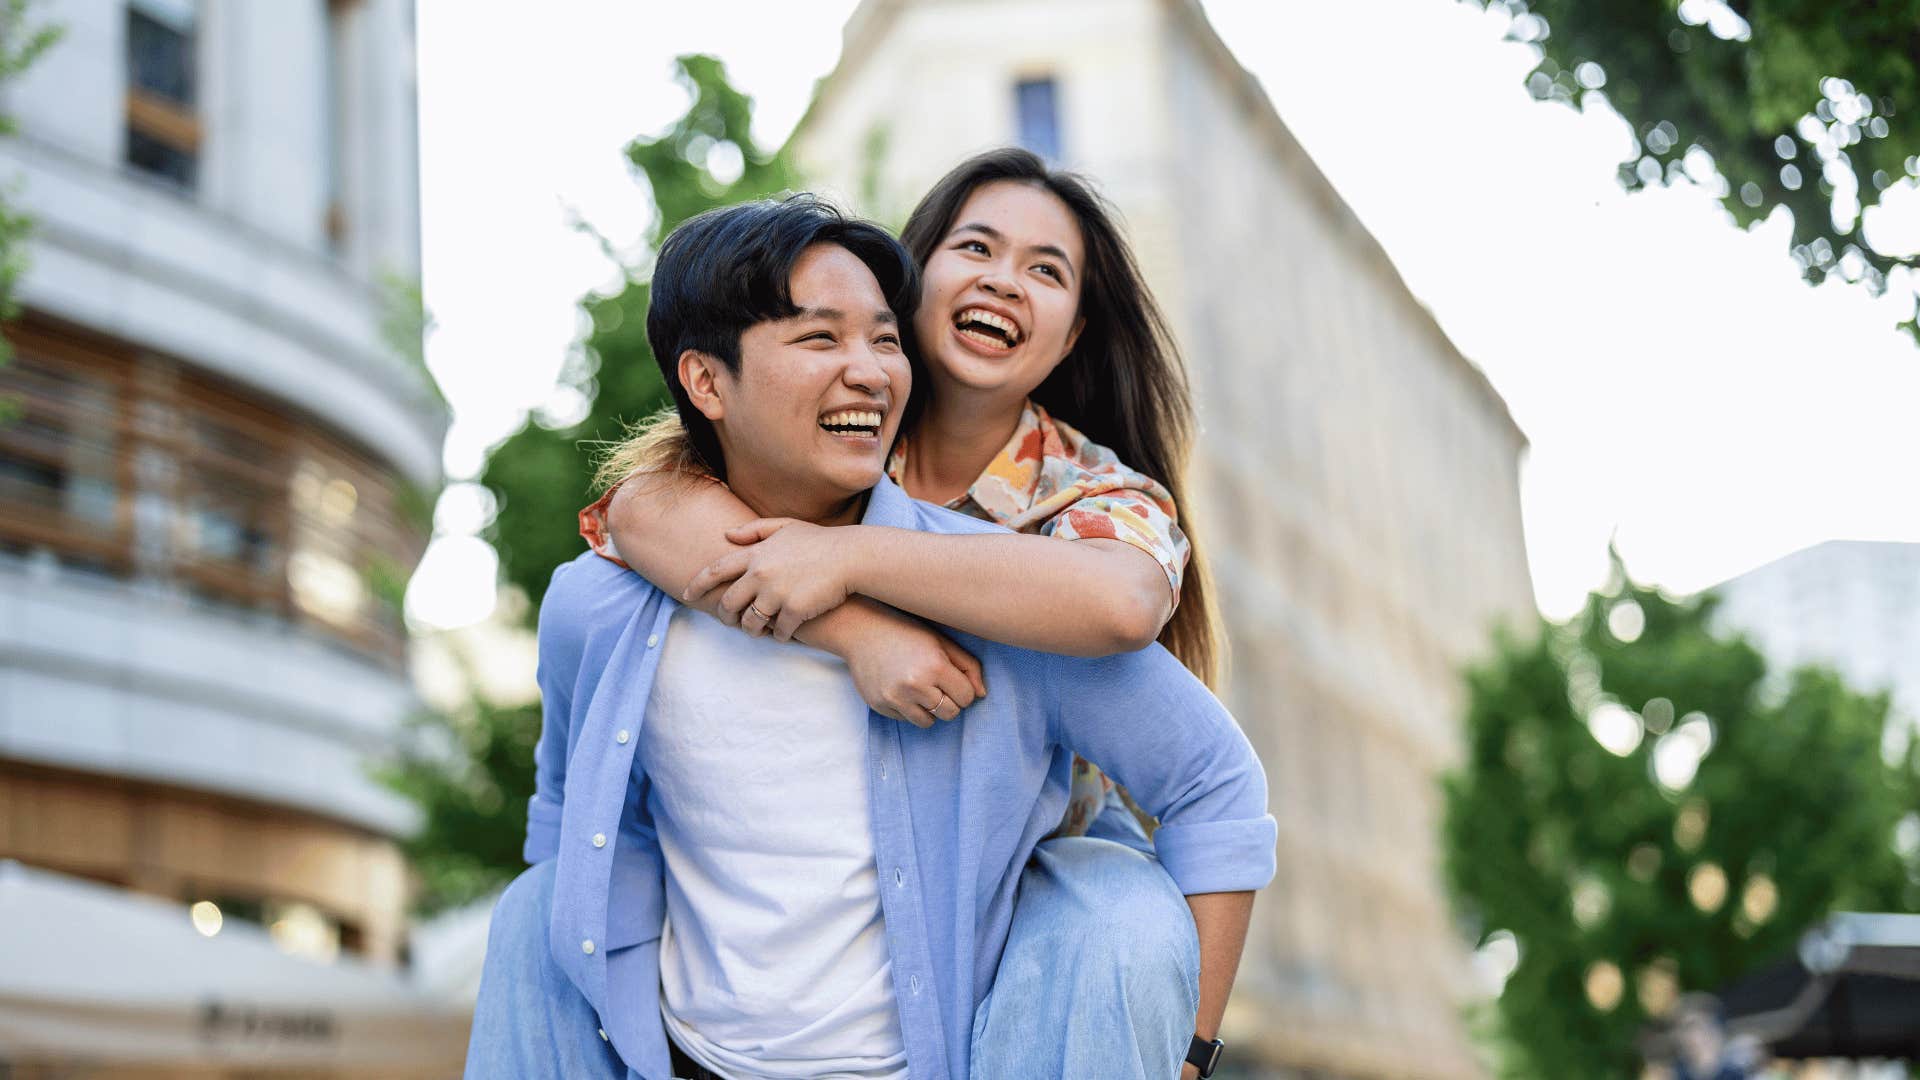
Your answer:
[929,693,960,722]
[739,600,778,638]
[723,517,796,545]
[683,550,752,606]
[881,700,934,729]
[941,639,988,699]
[771,606,808,643]
[932,668,974,715]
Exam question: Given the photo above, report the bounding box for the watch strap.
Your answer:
[1186,1034,1224,1078]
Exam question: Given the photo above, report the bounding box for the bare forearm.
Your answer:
[789,595,908,654]
[1185,890,1255,1076]
[607,474,760,598]
[846,527,1172,655]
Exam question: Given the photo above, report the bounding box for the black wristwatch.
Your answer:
[1186,1034,1224,1078]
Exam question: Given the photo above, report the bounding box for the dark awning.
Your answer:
[1718,913,1920,1060]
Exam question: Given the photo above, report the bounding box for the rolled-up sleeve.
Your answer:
[1045,647,1276,895]
[1042,485,1190,602]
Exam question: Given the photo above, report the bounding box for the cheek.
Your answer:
[1038,294,1081,346]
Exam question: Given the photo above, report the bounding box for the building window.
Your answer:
[125,0,202,188]
[0,316,424,665]
[1014,77,1062,162]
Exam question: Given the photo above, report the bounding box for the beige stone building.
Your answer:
[794,1,1537,1076]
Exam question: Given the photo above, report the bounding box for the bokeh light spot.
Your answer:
[1585,960,1624,1012]
[1688,862,1728,912]
[191,900,223,937]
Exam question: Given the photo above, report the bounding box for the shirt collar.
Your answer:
[859,473,921,530]
[885,401,1052,520]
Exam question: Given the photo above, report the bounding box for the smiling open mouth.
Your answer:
[819,408,882,436]
[954,307,1021,349]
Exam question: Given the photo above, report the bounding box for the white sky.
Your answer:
[406,0,1920,631]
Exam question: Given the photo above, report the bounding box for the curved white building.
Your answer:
[0,0,440,983]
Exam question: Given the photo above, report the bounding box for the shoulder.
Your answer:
[1030,406,1175,506]
[904,497,1015,537]
[538,551,661,646]
[1033,406,1123,473]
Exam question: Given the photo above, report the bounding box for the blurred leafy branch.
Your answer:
[1460,0,1920,344]
[375,269,446,411]
[0,0,62,423]
[387,55,795,913]
[1443,551,1920,1078]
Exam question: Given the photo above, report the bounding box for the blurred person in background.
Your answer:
[1668,993,1759,1080]
[468,194,1272,1080]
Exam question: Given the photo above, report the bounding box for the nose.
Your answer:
[979,268,1022,303]
[843,341,893,395]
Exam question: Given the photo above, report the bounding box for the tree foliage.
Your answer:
[1462,0,1920,343]
[388,57,792,913]
[480,54,794,612]
[1443,555,1920,1077]
[0,0,63,380]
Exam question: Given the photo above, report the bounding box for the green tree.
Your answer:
[1460,0,1920,343]
[482,53,795,610]
[0,0,64,384]
[386,55,794,912]
[1443,555,1920,1078]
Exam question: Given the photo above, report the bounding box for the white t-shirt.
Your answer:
[641,608,908,1080]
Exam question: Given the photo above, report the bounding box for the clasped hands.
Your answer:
[681,519,985,727]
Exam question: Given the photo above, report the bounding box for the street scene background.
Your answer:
[1,1,1917,1077]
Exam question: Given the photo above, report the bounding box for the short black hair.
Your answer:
[646,193,919,480]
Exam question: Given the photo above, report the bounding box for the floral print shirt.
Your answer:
[577,399,1191,838]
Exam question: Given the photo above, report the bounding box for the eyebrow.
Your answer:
[794,306,897,326]
[951,222,1078,281]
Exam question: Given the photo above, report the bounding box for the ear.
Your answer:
[678,350,727,422]
[1061,314,1087,360]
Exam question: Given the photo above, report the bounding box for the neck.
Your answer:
[901,391,1026,503]
[723,466,868,528]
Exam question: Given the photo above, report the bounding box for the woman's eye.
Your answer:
[1034,264,1061,280]
[958,239,989,255]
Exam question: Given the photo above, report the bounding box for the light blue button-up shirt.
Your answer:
[525,476,1277,1080]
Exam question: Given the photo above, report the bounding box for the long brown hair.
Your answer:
[900,148,1224,687]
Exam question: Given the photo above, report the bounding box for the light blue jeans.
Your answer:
[465,836,1200,1080]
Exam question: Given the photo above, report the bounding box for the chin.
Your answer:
[824,462,886,496]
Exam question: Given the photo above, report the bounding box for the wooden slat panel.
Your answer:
[1,315,425,668]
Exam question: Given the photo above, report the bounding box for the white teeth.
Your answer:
[956,307,1020,343]
[820,409,882,430]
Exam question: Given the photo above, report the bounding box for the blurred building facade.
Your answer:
[1710,540,1920,727]
[0,0,437,998]
[794,1,1535,1076]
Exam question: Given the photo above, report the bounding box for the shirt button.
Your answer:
[592,833,607,848]
[647,633,660,648]
[598,1028,608,1041]
[910,974,921,995]
[581,939,595,955]
[615,729,630,745]
[894,868,904,887]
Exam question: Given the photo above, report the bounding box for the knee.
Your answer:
[1032,839,1199,994]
